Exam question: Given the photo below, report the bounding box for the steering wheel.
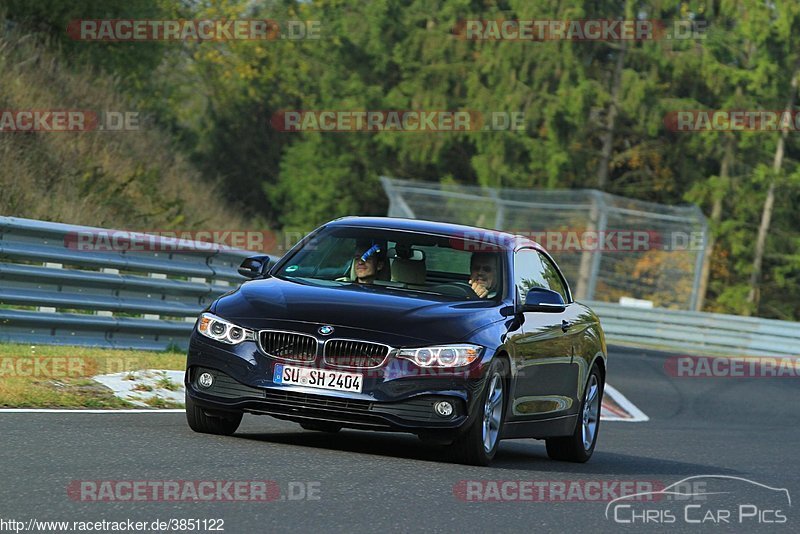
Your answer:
[429,281,478,299]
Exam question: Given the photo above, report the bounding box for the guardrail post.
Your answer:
[96,268,120,317]
[38,262,62,313]
[143,272,168,320]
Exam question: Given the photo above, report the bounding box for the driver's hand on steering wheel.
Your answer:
[469,279,489,298]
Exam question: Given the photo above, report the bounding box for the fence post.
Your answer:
[690,213,709,311]
[488,189,506,230]
[575,191,599,300]
[380,176,416,218]
[584,191,607,301]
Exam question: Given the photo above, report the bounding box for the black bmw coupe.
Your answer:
[185,217,607,466]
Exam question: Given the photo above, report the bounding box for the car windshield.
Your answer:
[274,226,505,301]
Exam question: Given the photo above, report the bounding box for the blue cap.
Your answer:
[360,243,382,261]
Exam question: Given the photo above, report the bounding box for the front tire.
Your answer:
[450,357,508,466]
[546,363,604,462]
[185,394,242,436]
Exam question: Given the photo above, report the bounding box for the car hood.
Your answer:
[212,277,506,345]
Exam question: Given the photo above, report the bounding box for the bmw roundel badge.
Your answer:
[318,325,334,336]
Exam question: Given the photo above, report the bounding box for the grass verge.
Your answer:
[0,343,185,408]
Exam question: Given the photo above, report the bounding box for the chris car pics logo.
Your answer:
[605,475,790,525]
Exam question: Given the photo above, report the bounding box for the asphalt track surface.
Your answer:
[1,345,797,533]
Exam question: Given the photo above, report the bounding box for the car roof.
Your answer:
[327,216,543,252]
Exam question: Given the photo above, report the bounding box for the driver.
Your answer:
[469,252,499,298]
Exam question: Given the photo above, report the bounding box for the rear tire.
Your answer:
[300,421,342,433]
[450,357,508,466]
[185,394,242,436]
[546,363,604,462]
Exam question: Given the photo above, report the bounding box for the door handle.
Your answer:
[561,320,571,332]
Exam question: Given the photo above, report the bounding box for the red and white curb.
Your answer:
[601,384,649,422]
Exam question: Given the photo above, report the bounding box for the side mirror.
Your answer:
[522,287,566,313]
[238,255,275,279]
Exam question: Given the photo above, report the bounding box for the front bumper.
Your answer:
[185,334,491,433]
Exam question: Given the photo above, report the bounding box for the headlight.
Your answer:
[197,313,255,345]
[396,344,482,368]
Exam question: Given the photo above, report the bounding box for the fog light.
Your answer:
[198,372,214,388]
[434,400,454,417]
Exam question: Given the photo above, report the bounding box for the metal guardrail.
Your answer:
[0,216,259,350]
[1,216,797,356]
[588,301,800,357]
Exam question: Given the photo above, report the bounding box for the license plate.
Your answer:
[273,364,363,393]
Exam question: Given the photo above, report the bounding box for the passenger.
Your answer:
[469,252,499,298]
[352,239,388,284]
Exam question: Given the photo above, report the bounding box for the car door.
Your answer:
[537,250,586,403]
[557,298,601,408]
[508,248,578,419]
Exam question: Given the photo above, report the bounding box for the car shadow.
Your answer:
[233,429,741,476]
[492,440,743,476]
[235,429,454,464]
